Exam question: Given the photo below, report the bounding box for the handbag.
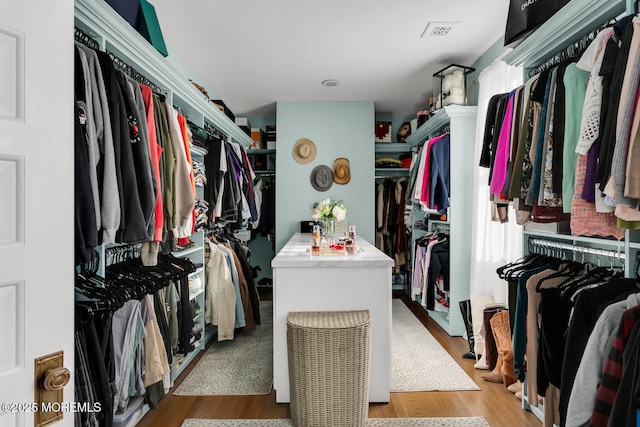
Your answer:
[504,0,571,45]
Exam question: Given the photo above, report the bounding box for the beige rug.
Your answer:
[173,299,479,395]
[181,418,490,427]
[173,301,273,395]
[391,299,480,392]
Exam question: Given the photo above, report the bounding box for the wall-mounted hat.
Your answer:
[333,158,350,185]
[310,165,333,192]
[292,138,317,164]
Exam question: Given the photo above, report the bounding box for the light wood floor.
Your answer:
[137,294,541,427]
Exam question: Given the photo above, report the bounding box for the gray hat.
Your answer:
[310,165,334,192]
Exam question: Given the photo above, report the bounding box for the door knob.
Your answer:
[43,366,71,391]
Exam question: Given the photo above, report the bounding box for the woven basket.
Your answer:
[287,310,371,427]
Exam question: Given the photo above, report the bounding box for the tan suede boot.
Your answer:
[490,310,517,387]
[480,310,505,383]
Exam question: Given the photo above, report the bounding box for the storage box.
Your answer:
[212,99,235,122]
[235,117,252,136]
[251,128,266,149]
[524,221,570,234]
[432,64,475,110]
[375,121,392,143]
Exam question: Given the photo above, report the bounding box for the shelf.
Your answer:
[523,230,626,247]
[374,143,412,154]
[405,105,477,146]
[247,149,276,155]
[173,245,201,257]
[189,267,204,277]
[189,288,204,300]
[502,0,625,69]
[375,168,409,176]
[255,170,276,175]
[171,341,202,381]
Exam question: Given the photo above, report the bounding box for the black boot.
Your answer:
[459,299,476,360]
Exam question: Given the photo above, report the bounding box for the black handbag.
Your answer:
[504,0,571,45]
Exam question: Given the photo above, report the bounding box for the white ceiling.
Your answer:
[151,0,510,118]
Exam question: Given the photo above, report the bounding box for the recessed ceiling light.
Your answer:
[420,21,461,38]
[321,79,340,87]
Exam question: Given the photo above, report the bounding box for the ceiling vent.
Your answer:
[420,21,461,38]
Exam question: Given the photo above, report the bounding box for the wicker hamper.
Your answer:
[287,310,371,427]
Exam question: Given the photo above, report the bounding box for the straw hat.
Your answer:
[292,138,317,164]
[310,165,333,192]
[333,158,350,185]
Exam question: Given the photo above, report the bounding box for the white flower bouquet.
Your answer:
[311,198,347,222]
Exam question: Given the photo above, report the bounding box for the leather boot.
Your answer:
[481,306,501,370]
[480,310,505,383]
[470,295,495,369]
[490,310,517,387]
[459,300,475,359]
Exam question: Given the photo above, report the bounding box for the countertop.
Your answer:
[271,232,394,268]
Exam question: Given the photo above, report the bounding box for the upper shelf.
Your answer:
[374,143,412,153]
[405,105,477,146]
[74,0,253,147]
[502,0,626,69]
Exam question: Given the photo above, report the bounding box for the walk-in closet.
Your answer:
[4,0,640,426]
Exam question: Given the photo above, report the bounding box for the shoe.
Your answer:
[515,391,522,400]
[507,380,522,394]
[490,310,517,387]
[176,239,196,251]
[459,300,476,360]
[470,294,496,361]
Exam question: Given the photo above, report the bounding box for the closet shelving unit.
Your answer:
[405,105,477,336]
[247,148,276,175]
[375,142,412,291]
[374,143,411,177]
[500,0,632,420]
[74,0,253,421]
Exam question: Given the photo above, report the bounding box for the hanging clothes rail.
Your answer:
[432,223,451,234]
[528,237,625,260]
[527,16,619,77]
[108,52,165,95]
[105,243,142,265]
[74,26,99,49]
[74,26,165,95]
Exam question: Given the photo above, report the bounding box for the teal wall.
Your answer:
[275,101,375,253]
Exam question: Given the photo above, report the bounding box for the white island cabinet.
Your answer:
[272,232,394,403]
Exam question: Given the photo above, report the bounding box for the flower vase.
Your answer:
[319,218,335,237]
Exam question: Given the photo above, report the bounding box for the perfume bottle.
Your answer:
[348,225,356,243]
[311,225,320,256]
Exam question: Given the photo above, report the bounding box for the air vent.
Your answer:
[420,21,461,38]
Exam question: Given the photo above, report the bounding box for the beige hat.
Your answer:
[292,138,317,164]
[333,158,350,185]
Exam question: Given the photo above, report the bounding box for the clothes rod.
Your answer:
[528,237,625,260]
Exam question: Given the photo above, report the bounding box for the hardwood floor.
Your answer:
[137,294,541,427]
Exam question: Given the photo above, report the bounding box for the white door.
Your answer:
[0,1,75,426]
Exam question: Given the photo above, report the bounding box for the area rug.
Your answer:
[173,301,273,395]
[391,299,480,392]
[174,299,478,395]
[181,418,490,427]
